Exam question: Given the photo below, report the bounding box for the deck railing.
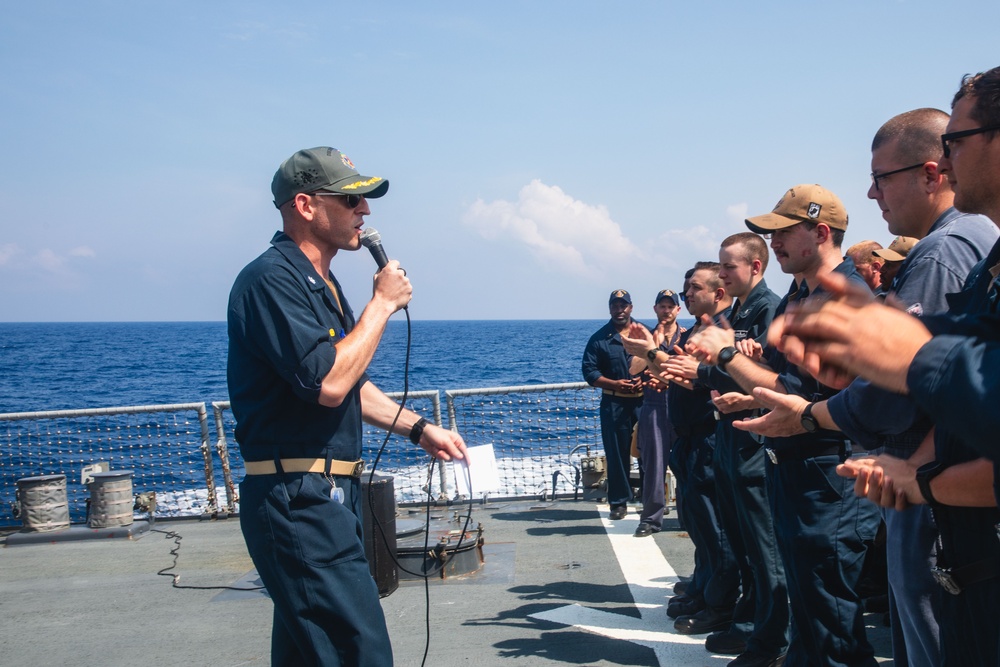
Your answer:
[0,383,604,528]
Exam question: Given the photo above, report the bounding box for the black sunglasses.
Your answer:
[941,125,1000,158]
[313,192,364,208]
[870,163,925,191]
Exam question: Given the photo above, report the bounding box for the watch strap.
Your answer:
[916,461,944,506]
[717,346,738,369]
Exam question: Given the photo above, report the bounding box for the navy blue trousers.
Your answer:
[883,504,941,667]
[768,454,879,667]
[669,434,709,598]
[600,395,642,508]
[240,472,393,667]
[715,424,788,656]
[673,430,738,609]
[933,504,1000,666]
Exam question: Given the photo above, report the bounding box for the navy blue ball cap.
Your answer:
[655,289,679,305]
[609,289,632,304]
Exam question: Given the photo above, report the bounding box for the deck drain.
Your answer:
[558,562,584,570]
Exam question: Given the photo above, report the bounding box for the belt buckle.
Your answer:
[351,460,366,478]
[931,566,962,595]
[766,448,778,465]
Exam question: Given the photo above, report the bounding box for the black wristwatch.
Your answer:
[800,402,820,433]
[646,348,659,363]
[717,346,739,369]
[916,460,945,506]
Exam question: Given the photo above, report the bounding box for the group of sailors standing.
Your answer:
[583,65,1000,667]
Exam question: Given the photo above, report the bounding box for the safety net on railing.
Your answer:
[0,383,605,527]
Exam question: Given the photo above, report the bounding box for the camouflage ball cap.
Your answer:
[745,184,848,234]
[272,147,389,208]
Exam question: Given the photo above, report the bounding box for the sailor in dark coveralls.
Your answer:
[625,263,738,630]
[228,147,467,666]
[695,233,787,662]
[582,290,644,520]
[687,185,880,667]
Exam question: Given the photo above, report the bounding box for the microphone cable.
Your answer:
[366,303,475,667]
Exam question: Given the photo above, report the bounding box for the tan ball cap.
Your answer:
[746,184,848,234]
[873,236,918,262]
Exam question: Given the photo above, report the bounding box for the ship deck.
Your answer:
[1,499,892,666]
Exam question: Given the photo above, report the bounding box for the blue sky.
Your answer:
[2,1,998,321]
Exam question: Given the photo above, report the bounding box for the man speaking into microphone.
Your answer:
[227,146,467,666]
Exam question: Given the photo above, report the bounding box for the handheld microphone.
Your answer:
[359,227,389,270]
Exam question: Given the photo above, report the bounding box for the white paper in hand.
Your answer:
[454,443,500,497]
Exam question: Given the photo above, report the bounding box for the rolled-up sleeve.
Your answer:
[582,335,603,385]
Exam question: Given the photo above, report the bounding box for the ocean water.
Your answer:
[0,318,697,522]
[0,318,694,413]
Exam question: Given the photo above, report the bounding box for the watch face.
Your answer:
[800,404,819,433]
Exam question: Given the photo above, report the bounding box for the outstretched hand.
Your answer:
[621,322,655,357]
[836,455,920,511]
[731,387,807,437]
[711,390,758,414]
[662,345,700,380]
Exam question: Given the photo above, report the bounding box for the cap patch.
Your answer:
[340,152,356,170]
[807,202,821,219]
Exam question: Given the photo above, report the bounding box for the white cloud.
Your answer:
[462,181,758,286]
[31,247,94,277]
[463,180,645,277]
[36,249,66,273]
[647,226,723,268]
[69,246,96,258]
[0,244,21,266]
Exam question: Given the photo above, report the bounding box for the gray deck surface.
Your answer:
[1,500,892,666]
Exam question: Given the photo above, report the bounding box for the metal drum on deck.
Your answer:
[88,470,134,528]
[15,474,70,532]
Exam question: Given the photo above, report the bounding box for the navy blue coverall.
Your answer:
[583,320,643,510]
[763,261,880,667]
[228,231,393,667]
[697,278,788,658]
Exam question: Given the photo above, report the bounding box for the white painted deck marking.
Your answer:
[529,504,729,665]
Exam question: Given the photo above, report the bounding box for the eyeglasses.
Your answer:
[313,192,364,208]
[941,125,1000,158]
[870,163,925,190]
